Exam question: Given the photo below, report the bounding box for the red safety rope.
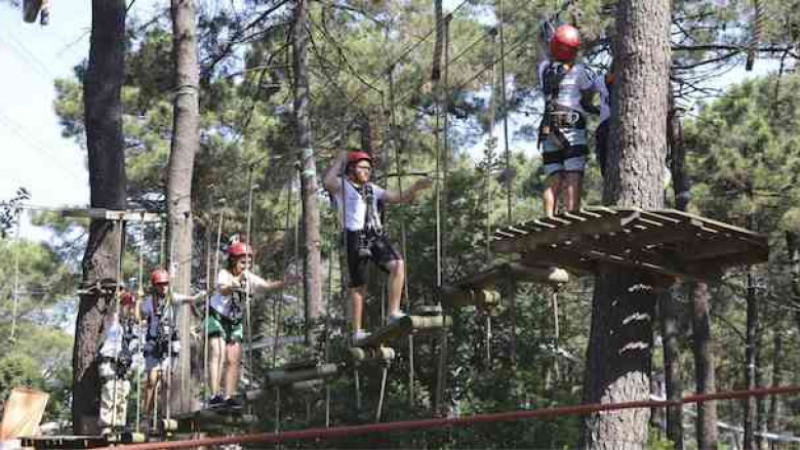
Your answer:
[100,385,800,450]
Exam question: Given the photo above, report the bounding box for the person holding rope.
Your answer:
[97,286,142,435]
[206,241,300,408]
[537,23,606,217]
[323,150,432,343]
[140,268,179,428]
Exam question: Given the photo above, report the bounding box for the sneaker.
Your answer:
[208,394,225,408]
[388,311,407,324]
[225,397,243,409]
[351,329,370,344]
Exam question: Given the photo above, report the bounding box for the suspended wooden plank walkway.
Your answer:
[441,262,568,309]
[490,207,769,281]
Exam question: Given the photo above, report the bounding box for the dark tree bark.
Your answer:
[168,0,199,415]
[293,0,322,345]
[581,0,671,447]
[73,0,127,434]
[691,281,718,449]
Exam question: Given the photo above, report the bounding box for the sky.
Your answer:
[0,0,783,236]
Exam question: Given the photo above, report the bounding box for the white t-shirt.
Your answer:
[332,178,385,232]
[210,268,272,317]
[99,312,140,359]
[537,60,599,115]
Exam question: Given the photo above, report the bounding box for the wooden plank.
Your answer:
[493,210,640,254]
[61,208,161,222]
[522,247,596,275]
[265,363,339,386]
[349,346,396,362]
[440,286,501,309]
[655,209,767,242]
[683,239,760,262]
[353,315,448,349]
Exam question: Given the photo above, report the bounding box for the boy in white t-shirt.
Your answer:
[323,150,432,343]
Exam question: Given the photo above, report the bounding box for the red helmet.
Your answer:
[228,241,252,258]
[347,151,372,167]
[550,24,580,62]
[150,269,169,285]
[120,292,135,305]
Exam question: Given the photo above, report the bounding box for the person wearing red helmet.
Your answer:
[323,150,432,343]
[139,268,179,426]
[206,239,300,408]
[537,23,607,217]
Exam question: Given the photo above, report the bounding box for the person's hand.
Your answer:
[283,272,302,285]
[414,176,434,191]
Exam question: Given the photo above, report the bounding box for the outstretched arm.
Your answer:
[247,271,302,293]
[383,176,434,204]
[323,151,349,194]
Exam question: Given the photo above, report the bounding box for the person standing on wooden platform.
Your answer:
[537,23,606,217]
[206,241,300,408]
[98,287,141,435]
[140,268,179,427]
[323,150,432,344]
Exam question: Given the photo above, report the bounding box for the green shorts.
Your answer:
[206,311,243,344]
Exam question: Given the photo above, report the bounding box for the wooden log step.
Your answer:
[349,346,396,362]
[353,315,448,349]
[265,363,339,386]
[291,379,325,391]
[440,286,500,310]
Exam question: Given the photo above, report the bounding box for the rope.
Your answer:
[497,0,512,224]
[244,167,256,414]
[433,15,451,418]
[98,385,800,450]
[10,214,21,342]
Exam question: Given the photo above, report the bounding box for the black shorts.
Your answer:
[345,230,402,288]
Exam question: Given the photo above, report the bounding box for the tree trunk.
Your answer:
[661,90,684,449]
[659,290,684,449]
[292,0,322,345]
[168,0,199,415]
[73,0,127,434]
[691,281,718,449]
[431,0,443,82]
[581,0,671,447]
[788,232,800,349]
[743,270,759,450]
[767,329,783,448]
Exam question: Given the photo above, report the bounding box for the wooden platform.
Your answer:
[172,408,256,431]
[352,315,448,350]
[490,207,769,281]
[21,432,146,448]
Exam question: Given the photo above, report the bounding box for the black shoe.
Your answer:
[208,394,225,408]
[224,397,243,409]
